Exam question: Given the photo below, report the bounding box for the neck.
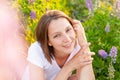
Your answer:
[54,52,70,68]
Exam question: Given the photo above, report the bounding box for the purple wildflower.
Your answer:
[109,46,117,58]
[105,23,110,32]
[86,0,93,12]
[30,10,36,20]
[98,49,108,58]
[80,19,85,22]
[109,46,117,63]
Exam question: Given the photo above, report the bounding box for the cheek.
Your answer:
[49,39,61,47]
[70,31,76,39]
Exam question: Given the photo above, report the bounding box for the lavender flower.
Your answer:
[109,46,117,58]
[109,46,117,63]
[30,10,36,20]
[98,49,108,58]
[86,0,93,12]
[105,23,110,33]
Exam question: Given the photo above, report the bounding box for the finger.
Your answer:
[72,20,83,29]
[74,42,91,59]
[72,19,81,24]
[76,43,91,57]
[84,60,93,65]
[81,43,91,54]
[88,52,95,56]
[82,52,95,60]
[84,57,94,62]
[82,42,91,50]
[82,58,93,66]
[84,52,95,56]
[73,23,83,31]
[80,59,93,67]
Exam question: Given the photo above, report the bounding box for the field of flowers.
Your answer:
[14,0,120,80]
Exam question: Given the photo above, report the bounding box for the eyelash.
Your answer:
[66,28,72,32]
[54,34,60,38]
[53,28,72,38]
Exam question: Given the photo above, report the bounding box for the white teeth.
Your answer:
[64,43,72,48]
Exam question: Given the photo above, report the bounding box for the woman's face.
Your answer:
[48,18,76,56]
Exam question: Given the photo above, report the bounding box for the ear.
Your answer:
[48,41,52,46]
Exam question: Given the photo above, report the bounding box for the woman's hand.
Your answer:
[67,74,78,80]
[72,20,87,47]
[65,43,95,71]
[70,20,95,80]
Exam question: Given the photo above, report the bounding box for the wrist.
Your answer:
[55,64,72,80]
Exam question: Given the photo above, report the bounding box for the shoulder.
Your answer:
[27,41,45,68]
[28,41,42,52]
[28,41,45,56]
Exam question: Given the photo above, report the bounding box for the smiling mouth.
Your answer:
[63,42,72,48]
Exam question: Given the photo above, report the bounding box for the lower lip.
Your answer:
[64,43,72,48]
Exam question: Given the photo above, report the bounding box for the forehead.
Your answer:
[48,18,71,30]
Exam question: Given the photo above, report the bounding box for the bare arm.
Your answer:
[72,20,95,80]
[29,62,44,80]
[28,43,93,80]
[54,43,93,80]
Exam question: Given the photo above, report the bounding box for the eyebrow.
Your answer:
[50,25,72,36]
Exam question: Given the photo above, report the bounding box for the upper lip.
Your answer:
[63,42,72,47]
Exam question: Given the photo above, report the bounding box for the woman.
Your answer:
[27,10,95,80]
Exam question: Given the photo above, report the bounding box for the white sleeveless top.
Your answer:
[22,41,80,80]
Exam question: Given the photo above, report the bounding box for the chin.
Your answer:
[65,47,75,54]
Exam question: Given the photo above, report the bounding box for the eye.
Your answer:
[53,34,61,38]
[66,27,72,32]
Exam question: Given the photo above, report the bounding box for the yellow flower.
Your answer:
[108,6,113,12]
[100,1,105,8]
[31,38,35,42]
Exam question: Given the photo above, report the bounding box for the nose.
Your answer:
[63,34,71,43]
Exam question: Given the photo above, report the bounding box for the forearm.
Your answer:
[54,64,73,80]
[77,64,95,80]
[73,20,95,80]
[78,31,89,48]
[77,31,95,80]
[79,37,95,80]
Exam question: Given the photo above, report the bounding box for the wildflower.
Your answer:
[105,23,110,33]
[30,10,36,20]
[100,1,105,8]
[108,62,115,79]
[108,6,112,12]
[98,49,108,58]
[80,19,85,22]
[86,0,93,12]
[94,0,100,9]
[109,46,117,63]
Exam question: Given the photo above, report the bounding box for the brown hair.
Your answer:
[35,10,73,63]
